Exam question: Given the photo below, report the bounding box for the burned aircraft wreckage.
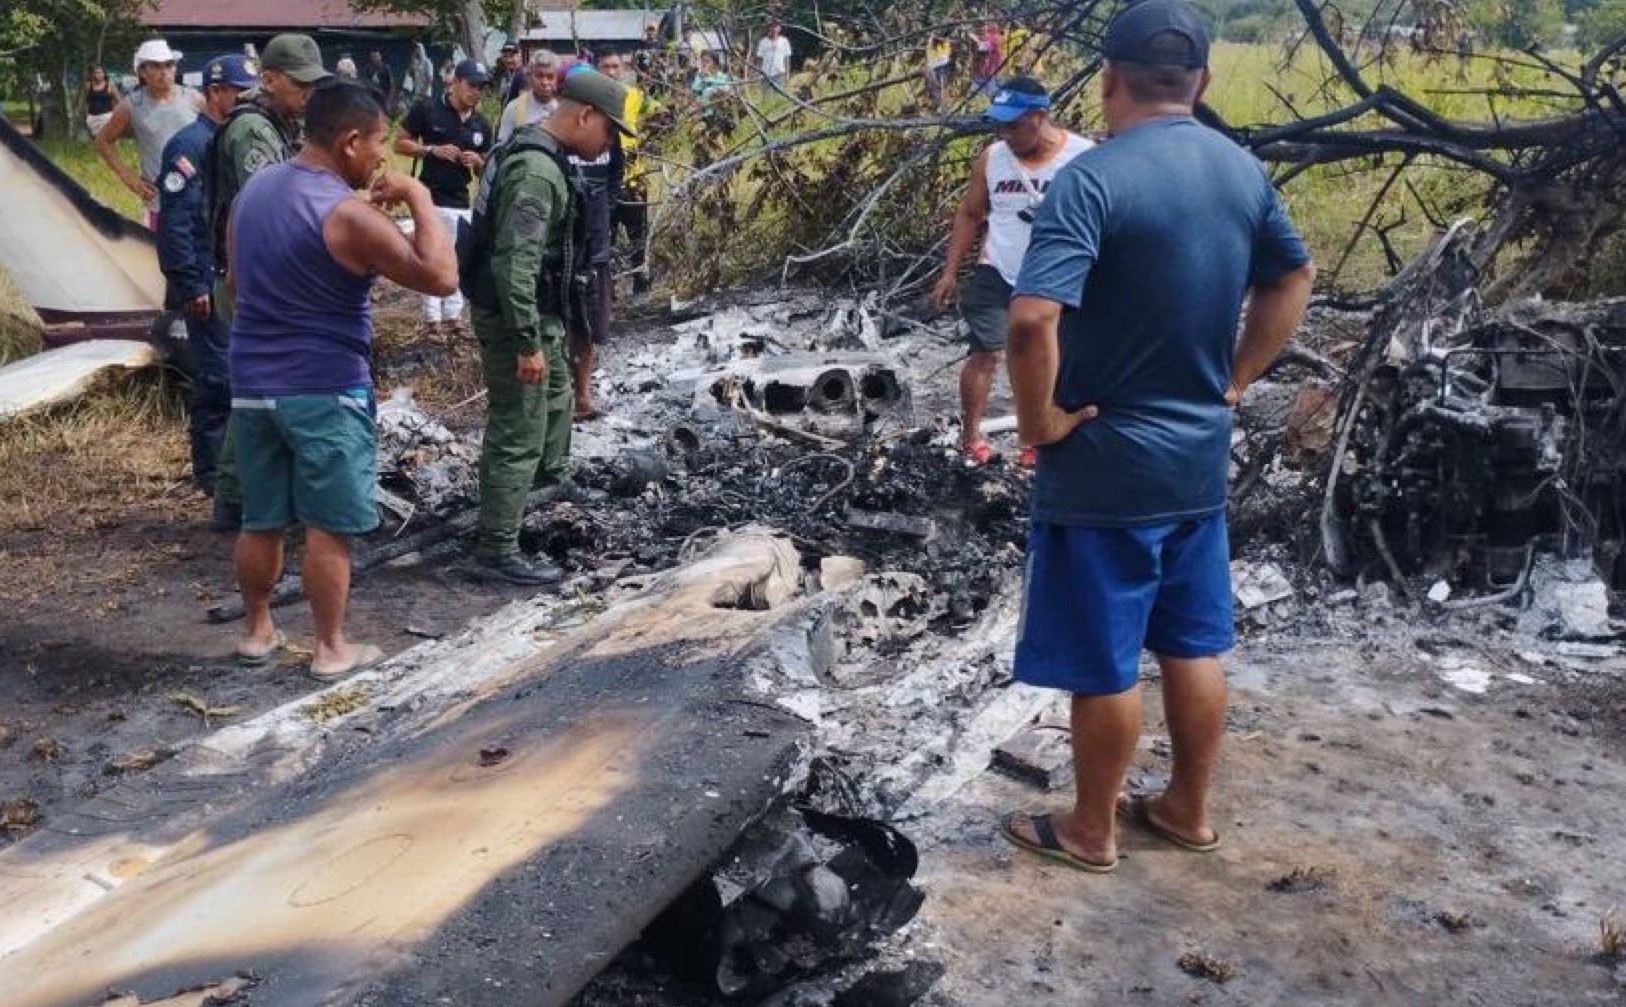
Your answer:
[1321,222,1626,597]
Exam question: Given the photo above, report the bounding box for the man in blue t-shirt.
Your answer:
[997,0,1315,873]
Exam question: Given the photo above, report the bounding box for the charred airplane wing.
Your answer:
[0,115,164,341]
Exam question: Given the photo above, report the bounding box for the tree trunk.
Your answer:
[509,0,526,40]
[456,0,488,62]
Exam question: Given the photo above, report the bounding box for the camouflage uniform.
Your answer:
[205,96,298,512]
[467,125,582,561]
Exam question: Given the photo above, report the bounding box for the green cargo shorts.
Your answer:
[231,390,379,536]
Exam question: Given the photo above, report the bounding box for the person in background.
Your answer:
[691,50,730,103]
[228,82,457,681]
[607,50,656,295]
[95,38,202,228]
[461,70,634,586]
[157,53,258,499]
[997,0,1315,874]
[970,21,1005,95]
[496,49,561,142]
[204,32,331,532]
[931,76,1092,467]
[438,58,456,98]
[407,42,435,105]
[395,58,494,339]
[497,43,526,104]
[924,35,954,109]
[365,50,396,113]
[756,21,793,92]
[84,66,117,138]
[335,56,359,81]
[569,59,626,418]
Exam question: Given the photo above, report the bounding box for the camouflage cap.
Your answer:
[559,67,635,137]
[261,33,331,84]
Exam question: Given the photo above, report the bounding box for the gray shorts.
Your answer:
[960,265,1012,353]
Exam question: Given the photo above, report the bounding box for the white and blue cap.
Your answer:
[985,76,1052,123]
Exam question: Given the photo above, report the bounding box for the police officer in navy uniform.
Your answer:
[157,53,257,496]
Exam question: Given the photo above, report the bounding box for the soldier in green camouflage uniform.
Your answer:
[463,70,633,586]
[206,33,330,528]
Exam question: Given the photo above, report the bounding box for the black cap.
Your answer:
[454,58,491,84]
[1101,0,1211,69]
[500,42,520,54]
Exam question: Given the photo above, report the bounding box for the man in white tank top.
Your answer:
[931,76,1092,466]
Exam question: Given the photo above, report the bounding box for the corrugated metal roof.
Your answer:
[522,9,662,42]
[143,0,424,30]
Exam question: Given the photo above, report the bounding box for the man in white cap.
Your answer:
[94,38,202,228]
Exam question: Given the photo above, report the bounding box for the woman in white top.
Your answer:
[930,76,1093,466]
[93,38,202,228]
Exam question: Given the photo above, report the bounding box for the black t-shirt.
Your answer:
[401,95,493,209]
[366,63,395,102]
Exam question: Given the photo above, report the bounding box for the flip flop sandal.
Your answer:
[999,812,1118,873]
[235,630,287,667]
[306,643,386,684]
[1017,446,1037,468]
[1118,794,1222,853]
[963,441,995,466]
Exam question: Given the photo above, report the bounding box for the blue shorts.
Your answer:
[1015,516,1235,696]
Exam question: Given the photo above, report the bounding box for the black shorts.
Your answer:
[960,264,1012,353]
[586,261,613,345]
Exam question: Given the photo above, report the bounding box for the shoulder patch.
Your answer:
[173,155,197,179]
[163,171,186,193]
[241,146,277,177]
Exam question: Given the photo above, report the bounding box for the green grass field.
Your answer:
[22,42,1583,294]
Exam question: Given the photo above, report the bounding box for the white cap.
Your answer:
[133,39,183,71]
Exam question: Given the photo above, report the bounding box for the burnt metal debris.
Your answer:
[1319,222,1626,598]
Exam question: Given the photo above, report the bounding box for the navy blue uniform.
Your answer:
[157,115,231,493]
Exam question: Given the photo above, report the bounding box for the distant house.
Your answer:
[520,8,727,57]
[140,0,438,94]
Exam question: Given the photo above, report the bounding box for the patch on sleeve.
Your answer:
[241,145,277,177]
[173,155,197,179]
[163,171,187,193]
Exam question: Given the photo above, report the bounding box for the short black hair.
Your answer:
[305,81,385,145]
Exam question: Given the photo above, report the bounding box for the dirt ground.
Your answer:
[917,639,1626,1005]
[3,288,1625,1005]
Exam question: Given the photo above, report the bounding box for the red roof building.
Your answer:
[142,0,426,32]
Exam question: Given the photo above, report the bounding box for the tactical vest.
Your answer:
[459,128,588,325]
[203,100,295,274]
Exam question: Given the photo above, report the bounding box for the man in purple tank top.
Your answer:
[226,82,458,682]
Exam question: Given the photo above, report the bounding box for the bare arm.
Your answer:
[1230,262,1316,402]
[1006,295,1097,446]
[392,127,426,159]
[94,101,151,200]
[325,171,458,296]
[930,148,991,308]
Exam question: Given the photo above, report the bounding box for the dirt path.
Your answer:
[916,639,1626,1005]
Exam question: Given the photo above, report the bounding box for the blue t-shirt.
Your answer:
[1014,116,1310,527]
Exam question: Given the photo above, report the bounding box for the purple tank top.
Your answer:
[228,162,374,397]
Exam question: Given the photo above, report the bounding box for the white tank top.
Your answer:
[980,131,1094,286]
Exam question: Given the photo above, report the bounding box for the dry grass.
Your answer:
[1177,949,1239,983]
[0,377,189,537]
[302,683,373,724]
[0,265,43,365]
[1603,909,1625,959]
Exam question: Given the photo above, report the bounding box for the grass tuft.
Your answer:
[0,377,189,537]
[1603,908,1625,959]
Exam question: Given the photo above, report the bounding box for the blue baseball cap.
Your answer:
[1102,0,1211,69]
[203,53,258,90]
[985,76,1051,123]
